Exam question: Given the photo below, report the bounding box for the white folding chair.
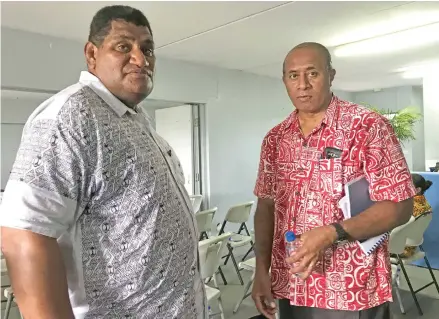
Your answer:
[196,207,228,284]
[218,201,255,285]
[233,257,256,313]
[196,207,217,241]
[199,233,232,319]
[389,213,439,316]
[190,195,203,213]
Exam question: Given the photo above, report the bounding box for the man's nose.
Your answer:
[297,74,310,90]
[130,47,149,68]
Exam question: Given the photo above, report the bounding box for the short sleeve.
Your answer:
[0,116,94,238]
[254,131,278,199]
[361,114,416,202]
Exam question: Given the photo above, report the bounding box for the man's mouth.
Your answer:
[130,69,152,76]
[129,70,153,80]
[298,95,311,101]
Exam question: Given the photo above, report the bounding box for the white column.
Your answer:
[422,64,439,171]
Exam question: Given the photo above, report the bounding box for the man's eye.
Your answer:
[309,71,318,77]
[117,44,130,52]
[289,74,298,79]
[144,49,154,57]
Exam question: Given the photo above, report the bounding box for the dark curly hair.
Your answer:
[412,173,433,195]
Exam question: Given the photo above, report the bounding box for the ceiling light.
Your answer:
[399,61,439,79]
[401,71,425,79]
[333,23,439,57]
[327,11,439,47]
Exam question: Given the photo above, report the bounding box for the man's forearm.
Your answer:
[340,198,413,241]
[254,199,275,273]
[1,228,74,319]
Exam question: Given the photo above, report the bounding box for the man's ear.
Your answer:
[84,42,98,71]
[329,68,336,86]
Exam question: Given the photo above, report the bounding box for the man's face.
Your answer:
[85,20,155,107]
[282,47,335,113]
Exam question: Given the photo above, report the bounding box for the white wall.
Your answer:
[155,105,193,195]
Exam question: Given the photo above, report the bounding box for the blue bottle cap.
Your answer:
[285,231,296,242]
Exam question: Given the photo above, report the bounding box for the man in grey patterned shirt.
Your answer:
[0,5,206,319]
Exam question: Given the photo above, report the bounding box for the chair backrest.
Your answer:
[389,213,432,254]
[406,213,432,246]
[199,233,232,280]
[195,207,217,234]
[189,195,203,213]
[225,201,254,224]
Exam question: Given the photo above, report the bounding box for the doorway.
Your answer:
[154,104,203,197]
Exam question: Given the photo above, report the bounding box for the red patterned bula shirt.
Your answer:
[254,95,416,310]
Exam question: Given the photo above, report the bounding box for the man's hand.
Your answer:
[286,225,337,280]
[251,271,277,319]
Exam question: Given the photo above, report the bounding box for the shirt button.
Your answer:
[295,191,300,196]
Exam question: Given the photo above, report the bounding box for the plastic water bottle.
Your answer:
[285,230,299,257]
[285,231,301,278]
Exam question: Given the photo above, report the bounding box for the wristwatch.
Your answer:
[331,222,350,243]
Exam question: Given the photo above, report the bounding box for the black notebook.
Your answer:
[339,176,389,255]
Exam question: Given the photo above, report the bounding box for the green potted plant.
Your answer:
[364,104,422,145]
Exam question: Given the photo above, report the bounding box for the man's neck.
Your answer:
[297,94,332,137]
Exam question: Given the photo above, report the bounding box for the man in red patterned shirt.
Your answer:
[251,42,416,319]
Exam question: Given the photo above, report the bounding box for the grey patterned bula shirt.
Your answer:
[0,71,206,318]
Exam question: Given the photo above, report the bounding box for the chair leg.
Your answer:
[394,285,405,314]
[234,270,255,313]
[229,249,244,285]
[420,246,439,294]
[392,268,405,315]
[4,292,13,319]
[399,259,423,316]
[393,270,405,314]
[241,243,254,261]
[218,266,228,285]
[223,244,232,266]
[213,274,225,319]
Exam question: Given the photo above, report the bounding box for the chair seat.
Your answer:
[204,284,221,302]
[228,234,252,248]
[239,257,256,271]
[391,251,425,265]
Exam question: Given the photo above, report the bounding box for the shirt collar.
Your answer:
[284,94,340,131]
[79,71,137,117]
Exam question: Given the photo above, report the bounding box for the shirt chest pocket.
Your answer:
[318,158,362,200]
[318,158,344,199]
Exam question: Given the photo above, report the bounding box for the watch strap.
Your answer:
[331,222,350,243]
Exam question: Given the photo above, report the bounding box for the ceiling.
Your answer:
[2,1,439,92]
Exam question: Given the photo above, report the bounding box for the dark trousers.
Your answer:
[279,300,392,319]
